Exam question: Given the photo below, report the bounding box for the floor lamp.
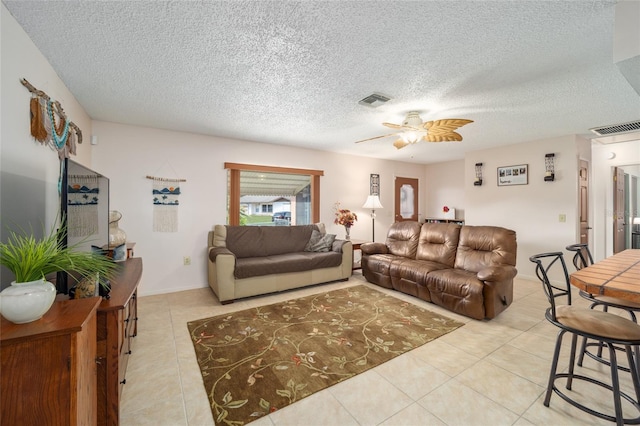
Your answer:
[362,195,383,242]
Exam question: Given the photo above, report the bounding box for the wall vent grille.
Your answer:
[358,93,390,108]
[590,120,640,136]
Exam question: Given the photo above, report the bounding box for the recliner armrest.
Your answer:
[477,265,518,282]
[361,242,388,255]
[209,247,235,262]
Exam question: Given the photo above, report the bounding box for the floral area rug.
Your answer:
[187,284,464,425]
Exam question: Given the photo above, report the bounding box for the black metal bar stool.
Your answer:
[530,252,640,425]
[566,243,640,373]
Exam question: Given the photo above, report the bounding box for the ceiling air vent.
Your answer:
[589,120,640,144]
[358,93,390,108]
[590,120,640,136]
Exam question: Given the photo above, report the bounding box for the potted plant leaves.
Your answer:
[0,222,116,323]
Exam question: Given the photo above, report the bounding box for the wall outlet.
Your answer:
[183,256,191,266]
[559,214,566,223]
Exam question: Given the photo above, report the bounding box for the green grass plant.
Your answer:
[0,223,117,283]
[245,215,273,225]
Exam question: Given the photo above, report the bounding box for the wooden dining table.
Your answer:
[569,249,640,302]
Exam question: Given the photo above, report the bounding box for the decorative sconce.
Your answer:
[474,163,483,186]
[544,153,555,182]
[370,173,380,196]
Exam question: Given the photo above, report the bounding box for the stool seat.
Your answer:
[556,305,640,342]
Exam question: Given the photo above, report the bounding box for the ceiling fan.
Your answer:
[355,111,473,149]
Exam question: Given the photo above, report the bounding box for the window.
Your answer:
[225,163,323,226]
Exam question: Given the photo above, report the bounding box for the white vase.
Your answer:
[0,279,56,324]
[108,210,127,246]
[109,210,127,262]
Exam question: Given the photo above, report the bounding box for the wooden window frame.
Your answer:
[224,163,323,226]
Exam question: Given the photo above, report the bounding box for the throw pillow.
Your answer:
[314,223,326,234]
[319,233,336,251]
[305,230,336,252]
[305,230,323,252]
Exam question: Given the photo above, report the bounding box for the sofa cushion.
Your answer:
[454,226,517,273]
[389,258,449,300]
[390,258,450,284]
[225,225,317,258]
[234,251,342,279]
[416,223,460,267]
[386,221,422,258]
[425,268,486,320]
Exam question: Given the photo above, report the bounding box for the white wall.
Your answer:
[463,135,583,281]
[1,5,93,286]
[424,160,466,220]
[91,121,426,295]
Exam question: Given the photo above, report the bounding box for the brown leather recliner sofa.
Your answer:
[361,221,517,320]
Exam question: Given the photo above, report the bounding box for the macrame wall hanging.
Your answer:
[67,174,100,238]
[147,175,185,232]
[21,78,83,160]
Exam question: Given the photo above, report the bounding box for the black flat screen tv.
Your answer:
[56,159,110,294]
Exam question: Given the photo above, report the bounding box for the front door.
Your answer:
[394,177,419,222]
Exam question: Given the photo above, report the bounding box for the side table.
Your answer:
[349,239,368,271]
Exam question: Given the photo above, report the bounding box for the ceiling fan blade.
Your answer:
[424,133,463,142]
[423,119,473,142]
[393,138,409,149]
[423,119,473,134]
[354,132,398,144]
[382,122,403,129]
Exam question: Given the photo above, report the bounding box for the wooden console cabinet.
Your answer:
[1,297,102,425]
[97,257,143,426]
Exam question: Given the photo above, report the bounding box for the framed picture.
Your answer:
[497,164,528,186]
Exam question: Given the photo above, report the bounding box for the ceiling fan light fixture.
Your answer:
[401,130,424,144]
[402,111,424,128]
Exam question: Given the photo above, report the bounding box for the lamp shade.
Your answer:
[363,195,384,209]
[634,217,640,225]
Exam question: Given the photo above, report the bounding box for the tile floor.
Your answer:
[120,272,639,425]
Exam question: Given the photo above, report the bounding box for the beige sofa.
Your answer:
[207,224,352,303]
[361,221,517,320]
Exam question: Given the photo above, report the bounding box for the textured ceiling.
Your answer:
[3,0,639,164]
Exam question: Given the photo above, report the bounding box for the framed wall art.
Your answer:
[497,164,528,186]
